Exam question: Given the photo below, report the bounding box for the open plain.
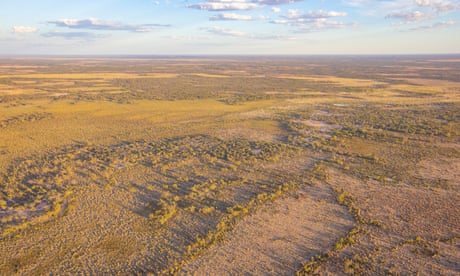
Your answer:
[0,56,459,275]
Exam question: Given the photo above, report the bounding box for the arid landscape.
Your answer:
[0,56,459,275]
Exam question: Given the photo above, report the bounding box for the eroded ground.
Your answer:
[0,56,459,275]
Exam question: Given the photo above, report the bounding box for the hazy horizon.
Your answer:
[1,53,460,59]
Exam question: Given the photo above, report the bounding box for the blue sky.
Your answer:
[1,0,459,55]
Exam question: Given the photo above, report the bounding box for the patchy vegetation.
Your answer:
[0,56,459,275]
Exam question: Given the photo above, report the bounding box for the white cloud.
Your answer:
[254,0,303,4]
[385,10,432,21]
[47,18,170,32]
[209,13,255,20]
[283,9,347,19]
[205,26,295,39]
[42,31,103,40]
[414,0,435,6]
[294,20,355,33]
[270,9,354,32]
[414,0,460,12]
[383,0,460,24]
[341,0,370,7]
[188,0,303,11]
[343,0,415,10]
[164,35,209,41]
[408,19,455,30]
[206,26,248,37]
[188,1,260,11]
[12,26,38,33]
[271,19,289,24]
[272,7,281,12]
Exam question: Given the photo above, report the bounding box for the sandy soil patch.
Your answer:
[216,127,281,142]
[189,73,229,78]
[297,119,339,132]
[416,157,460,189]
[391,78,460,86]
[0,73,178,79]
[322,168,460,275]
[277,75,386,87]
[181,182,354,275]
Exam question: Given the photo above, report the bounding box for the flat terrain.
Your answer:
[0,56,459,275]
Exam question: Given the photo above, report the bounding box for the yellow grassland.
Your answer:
[32,81,77,87]
[0,65,48,69]
[1,59,459,275]
[277,75,387,87]
[0,73,178,79]
[63,86,122,92]
[0,98,279,173]
[0,88,46,95]
[392,78,460,87]
[12,80,38,85]
[340,137,384,156]
[189,73,229,78]
[389,84,445,93]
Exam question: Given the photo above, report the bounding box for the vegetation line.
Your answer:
[297,185,381,275]
[162,181,297,275]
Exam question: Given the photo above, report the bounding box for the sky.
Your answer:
[1,0,459,55]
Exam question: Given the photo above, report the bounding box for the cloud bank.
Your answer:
[12,26,38,33]
[48,18,170,32]
[188,0,303,11]
[384,0,460,23]
[209,13,255,20]
[271,9,352,32]
[188,1,260,11]
[205,26,294,39]
[42,31,103,40]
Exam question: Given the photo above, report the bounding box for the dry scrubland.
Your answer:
[0,56,459,275]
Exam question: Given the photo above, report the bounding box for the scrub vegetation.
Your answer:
[0,56,459,275]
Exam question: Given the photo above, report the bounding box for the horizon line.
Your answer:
[1,53,460,59]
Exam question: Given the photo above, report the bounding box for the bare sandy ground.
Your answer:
[320,168,460,275]
[181,181,354,275]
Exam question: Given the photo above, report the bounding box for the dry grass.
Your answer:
[189,73,229,78]
[0,56,459,275]
[277,75,386,87]
[0,73,178,79]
